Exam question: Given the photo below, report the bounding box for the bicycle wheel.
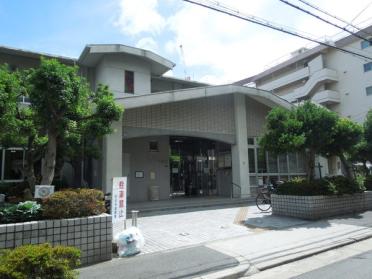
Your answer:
[256,193,271,211]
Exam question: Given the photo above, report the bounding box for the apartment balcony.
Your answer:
[283,68,338,102]
[311,90,341,105]
[260,67,309,91]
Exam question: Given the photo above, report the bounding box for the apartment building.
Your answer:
[235,25,372,177]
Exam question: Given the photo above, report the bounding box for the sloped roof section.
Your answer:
[78,44,175,75]
[116,84,292,110]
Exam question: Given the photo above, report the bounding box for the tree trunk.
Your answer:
[40,130,57,185]
[339,153,354,180]
[307,149,316,181]
[72,159,82,188]
[24,137,36,192]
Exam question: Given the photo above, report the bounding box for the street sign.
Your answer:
[112,177,127,223]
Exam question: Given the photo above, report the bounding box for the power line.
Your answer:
[350,1,372,26]
[296,0,365,33]
[279,0,371,42]
[182,0,372,61]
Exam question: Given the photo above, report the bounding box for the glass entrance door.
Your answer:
[170,137,217,197]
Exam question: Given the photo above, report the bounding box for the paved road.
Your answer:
[293,250,372,279]
[247,235,372,279]
[79,246,238,279]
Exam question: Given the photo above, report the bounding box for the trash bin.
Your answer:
[149,186,160,201]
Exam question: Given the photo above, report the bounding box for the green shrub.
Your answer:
[42,189,105,219]
[325,175,365,194]
[364,175,372,190]
[0,201,42,224]
[0,243,80,279]
[276,178,336,196]
[276,176,364,196]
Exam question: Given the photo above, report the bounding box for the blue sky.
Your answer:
[1,0,372,84]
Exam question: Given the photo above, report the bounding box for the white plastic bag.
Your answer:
[114,227,145,257]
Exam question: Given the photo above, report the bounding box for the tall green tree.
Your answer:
[321,118,363,179]
[260,101,338,180]
[350,110,372,174]
[61,85,123,187]
[0,59,123,189]
[0,66,45,189]
[28,58,123,185]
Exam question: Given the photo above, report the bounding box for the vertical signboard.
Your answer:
[112,177,127,223]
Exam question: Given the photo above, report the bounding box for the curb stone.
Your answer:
[199,231,372,279]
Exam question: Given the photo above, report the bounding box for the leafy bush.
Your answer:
[42,189,105,219]
[276,176,365,196]
[0,201,42,224]
[276,178,336,196]
[326,175,365,195]
[0,243,80,279]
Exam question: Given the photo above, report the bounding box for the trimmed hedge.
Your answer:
[42,189,105,219]
[276,176,365,196]
[0,243,80,279]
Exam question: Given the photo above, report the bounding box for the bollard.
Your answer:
[131,210,139,227]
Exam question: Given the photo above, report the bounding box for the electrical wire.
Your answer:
[297,0,366,34]
[182,0,372,61]
[350,1,372,26]
[279,0,371,42]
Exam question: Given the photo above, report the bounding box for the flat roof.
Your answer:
[152,75,209,86]
[78,44,175,75]
[234,24,372,85]
[0,44,76,65]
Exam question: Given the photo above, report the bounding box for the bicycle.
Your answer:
[255,181,283,212]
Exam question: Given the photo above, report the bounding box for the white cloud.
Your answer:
[135,37,158,52]
[114,0,372,84]
[114,0,165,35]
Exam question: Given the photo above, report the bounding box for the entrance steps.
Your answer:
[127,197,254,216]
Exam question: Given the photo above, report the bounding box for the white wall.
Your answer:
[123,136,170,202]
[95,54,152,98]
[325,41,372,123]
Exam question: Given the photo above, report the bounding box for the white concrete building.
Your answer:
[235,25,372,177]
[0,44,310,202]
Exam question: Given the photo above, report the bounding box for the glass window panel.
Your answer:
[288,153,297,173]
[366,86,372,96]
[267,152,278,173]
[279,154,288,173]
[247,138,254,145]
[364,62,372,72]
[125,71,134,93]
[361,40,372,49]
[297,152,306,173]
[248,148,256,173]
[4,149,23,180]
[257,148,267,173]
[250,176,257,185]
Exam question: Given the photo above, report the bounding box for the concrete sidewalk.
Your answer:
[78,210,372,279]
[207,210,372,275]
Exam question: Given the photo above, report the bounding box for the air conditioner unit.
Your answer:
[34,185,55,199]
